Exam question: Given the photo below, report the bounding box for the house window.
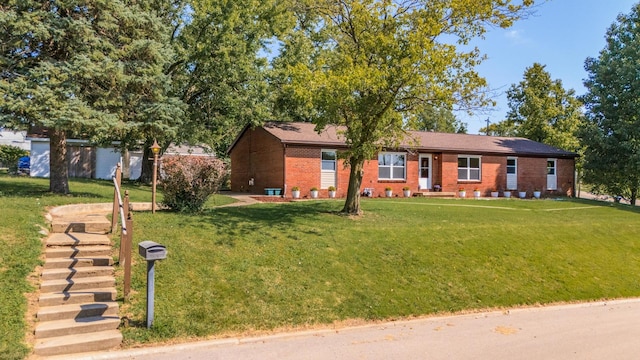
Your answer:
[547,160,556,175]
[321,150,336,171]
[458,155,481,181]
[378,152,406,180]
[507,158,516,174]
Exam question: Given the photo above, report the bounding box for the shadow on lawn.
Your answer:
[197,201,340,246]
[568,196,640,214]
[0,175,109,199]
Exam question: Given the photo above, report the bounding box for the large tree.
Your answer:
[276,0,535,214]
[172,0,291,156]
[0,0,183,192]
[498,63,582,152]
[581,3,640,206]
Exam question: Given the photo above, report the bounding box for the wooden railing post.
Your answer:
[111,163,122,233]
[124,206,133,300]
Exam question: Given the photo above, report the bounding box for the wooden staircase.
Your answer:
[34,214,122,357]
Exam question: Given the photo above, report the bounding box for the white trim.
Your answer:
[457,154,482,181]
[378,152,406,180]
[506,156,518,190]
[321,149,337,189]
[418,154,432,190]
[547,158,557,190]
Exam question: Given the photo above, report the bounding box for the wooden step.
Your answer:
[40,277,115,293]
[41,266,114,281]
[38,288,117,307]
[35,316,120,339]
[34,330,122,356]
[50,214,111,234]
[45,245,112,259]
[43,256,113,269]
[46,232,112,246]
[37,302,119,322]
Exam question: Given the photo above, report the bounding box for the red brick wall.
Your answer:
[230,127,284,193]
[231,133,575,197]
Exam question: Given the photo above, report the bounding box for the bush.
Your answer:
[160,156,228,212]
[0,145,28,174]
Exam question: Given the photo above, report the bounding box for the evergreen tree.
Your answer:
[581,4,640,205]
[0,0,184,192]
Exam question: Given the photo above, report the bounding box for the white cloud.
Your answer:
[505,29,529,45]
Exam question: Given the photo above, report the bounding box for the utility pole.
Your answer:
[485,118,491,135]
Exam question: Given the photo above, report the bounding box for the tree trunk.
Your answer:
[48,128,69,194]
[139,145,154,184]
[341,156,365,215]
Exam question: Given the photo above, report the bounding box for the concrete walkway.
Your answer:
[55,298,640,360]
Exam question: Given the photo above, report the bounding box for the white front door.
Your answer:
[506,157,517,190]
[547,159,557,190]
[418,154,432,190]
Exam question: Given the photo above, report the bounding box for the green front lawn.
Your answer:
[121,196,640,345]
[2,172,640,357]
[0,173,233,359]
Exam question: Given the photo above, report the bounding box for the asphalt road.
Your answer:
[66,298,640,360]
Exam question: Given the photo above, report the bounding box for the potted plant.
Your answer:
[291,186,300,199]
[310,187,319,198]
[473,188,481,198]
[491,189,499,198]
[328,186,336,198]
[533,189,541,199]
[385,186,393,197]
[402,186,411,197]
[504,190,512,198]
[518,190,527,198]
[458,187,466,198]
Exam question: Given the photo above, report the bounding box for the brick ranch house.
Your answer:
[227,122,578,198]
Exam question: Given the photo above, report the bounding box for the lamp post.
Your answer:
[151,139,161,214]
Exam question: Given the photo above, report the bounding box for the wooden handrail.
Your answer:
[111,163,133,300]
[112,177,127,236]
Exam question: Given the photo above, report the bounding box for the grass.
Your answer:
[3,172,640,357]
[0,172,232,359]
[120,196,640,346]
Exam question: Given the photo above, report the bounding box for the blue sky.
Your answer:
[459,0,638,134]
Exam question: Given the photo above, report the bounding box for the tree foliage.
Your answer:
[488,63,582,152]
[0,0,184,193]
[173,0,292,156]
[275,0,535,214]
[581,4,640,205]
[0,145,28,173]
[405,106,467,133]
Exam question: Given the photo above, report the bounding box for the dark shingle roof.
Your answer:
[232,122,577,158]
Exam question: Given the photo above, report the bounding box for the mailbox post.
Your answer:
[138,241,167,328]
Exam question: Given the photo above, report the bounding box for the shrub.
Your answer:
[0,145,28,173]
[160,156,228,212]
[328,186,336,191]
[310,187,318,191]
